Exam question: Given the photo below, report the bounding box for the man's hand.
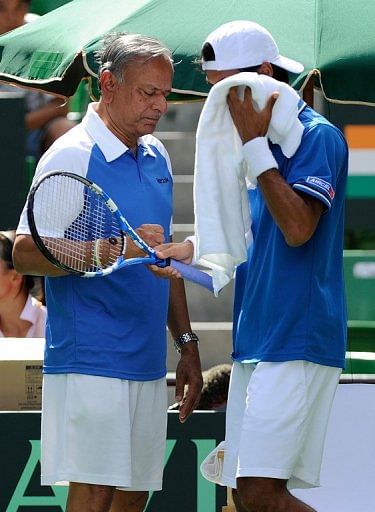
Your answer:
[125,224,166,260]
[227,86,279,143]
[155,240,194,264]
[175,342,203,423]
[136,224,165,247]
[149,240,194,279]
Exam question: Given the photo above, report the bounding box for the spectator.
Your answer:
[0,0,76,160]
[0,230,46,337]
[169,363,231,411]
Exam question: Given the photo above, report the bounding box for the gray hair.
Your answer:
[95,32,173,83]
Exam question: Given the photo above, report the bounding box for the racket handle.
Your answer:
[170,259,214,293]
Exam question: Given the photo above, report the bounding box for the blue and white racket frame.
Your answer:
[27,170,214,292]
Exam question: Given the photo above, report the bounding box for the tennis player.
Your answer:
[155,20,348,512]
[13,33,202,512]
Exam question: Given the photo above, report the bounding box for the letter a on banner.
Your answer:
[6,440,68,511]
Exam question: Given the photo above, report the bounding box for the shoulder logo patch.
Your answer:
[306,176,335,199]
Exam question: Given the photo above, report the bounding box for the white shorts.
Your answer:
[41,373,168,491]
[222,361,341,490]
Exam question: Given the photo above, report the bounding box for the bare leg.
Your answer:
[109,490,148,512]
[232,488,249,512]
[66,482,115,512]
[237,477,317,512]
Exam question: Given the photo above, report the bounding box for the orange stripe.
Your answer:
[344,125,375,149]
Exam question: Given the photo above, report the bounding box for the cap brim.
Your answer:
[275,55,304,74]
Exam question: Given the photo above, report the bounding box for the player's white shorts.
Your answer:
[41,373,168,490]
[222,360,341,489]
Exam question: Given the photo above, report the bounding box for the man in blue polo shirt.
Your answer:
[13,33,202,512]
[155,20,348,512]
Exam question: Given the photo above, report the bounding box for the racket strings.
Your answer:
[87,192,124,270]
[33,174,124,273]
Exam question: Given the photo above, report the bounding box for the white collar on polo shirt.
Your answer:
[82,103,156,162]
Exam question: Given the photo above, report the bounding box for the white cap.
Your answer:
[202,20,304,74]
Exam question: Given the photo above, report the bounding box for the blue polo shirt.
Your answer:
[232,104,348,368]
[17,104,173,380]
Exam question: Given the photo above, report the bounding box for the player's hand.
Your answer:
[155,241,194,264]
[149,241,195,279]
[175,342,203,423]
[227,86,279,143]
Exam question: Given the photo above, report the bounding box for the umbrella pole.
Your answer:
[302,74,314,108]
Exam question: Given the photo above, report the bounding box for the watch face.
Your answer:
[174,332,199,352]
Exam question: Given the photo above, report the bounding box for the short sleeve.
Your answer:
[16,146,88,235]
[286,123,348,210]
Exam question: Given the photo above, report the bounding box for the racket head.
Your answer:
[26,171,214,291]
[27,171,127,276]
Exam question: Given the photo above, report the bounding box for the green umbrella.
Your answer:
[0,0,374,105]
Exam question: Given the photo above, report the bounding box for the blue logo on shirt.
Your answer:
[156,177,169,183]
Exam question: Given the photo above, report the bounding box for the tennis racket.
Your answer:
[27,170,214,292]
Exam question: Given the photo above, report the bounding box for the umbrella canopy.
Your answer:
[0,0,374,104]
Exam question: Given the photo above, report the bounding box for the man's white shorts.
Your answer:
[222,360,341,489]
[41,373,168,490]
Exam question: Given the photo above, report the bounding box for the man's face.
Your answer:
[105,55,173,142]
[0,0,28,35]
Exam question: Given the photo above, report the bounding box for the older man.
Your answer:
[13,33,202,512]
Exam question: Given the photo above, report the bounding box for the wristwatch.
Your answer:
[174,331,199,353]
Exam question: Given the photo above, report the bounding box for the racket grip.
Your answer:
[170,259,214,293]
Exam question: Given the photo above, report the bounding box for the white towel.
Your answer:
[194,73,303,294]
[200,440,226,486]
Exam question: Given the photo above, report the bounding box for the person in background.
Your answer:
[169,363,231,412]
[197,363,231,411]
[154,20,348,512]
[0,0,76,160]
[0,230,46,337]
[13,32,202,512]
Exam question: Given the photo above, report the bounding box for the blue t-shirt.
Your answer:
[232,104,348,368]
[17,104,173,380]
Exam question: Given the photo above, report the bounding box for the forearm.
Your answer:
[258,170,324,246]
[13,234,68,276]
[168,277,202,421]
[25,99,69,130]
[167,277,192,338]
